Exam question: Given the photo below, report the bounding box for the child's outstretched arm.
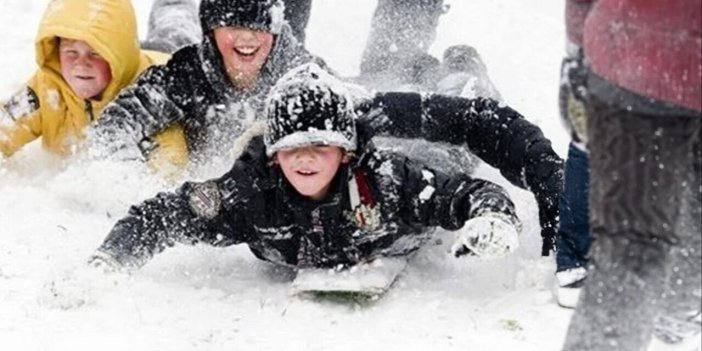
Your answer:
[395,155,521,257]
[360,92,562,256]
[0,80,43,158]
[92,182,226,270]
[91,170,251,271]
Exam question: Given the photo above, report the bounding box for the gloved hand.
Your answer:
[451,213,520,258]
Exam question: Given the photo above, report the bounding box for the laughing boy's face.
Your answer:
[213,26,274,91]
[59,38,112,100]
[275,146,349,201]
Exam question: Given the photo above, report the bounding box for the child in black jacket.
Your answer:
[90,66,521,271]
[88,0,326,169]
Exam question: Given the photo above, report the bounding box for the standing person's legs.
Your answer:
[364,0,481,178]
[555,142,591,307]
[562,74,701,351]
[142,0,202,54]
[283,0,312,44]
[360,0,445,77]
[555,143,591,275]
[652,137,702,347]
[555,49,592,308]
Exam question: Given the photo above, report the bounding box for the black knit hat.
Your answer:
[265,64,357,156]
[199,0,285,34]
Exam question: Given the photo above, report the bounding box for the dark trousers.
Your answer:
[283,0,312,44]
[360,0,445,76]
[142,0,201,54]
[556,142,591,272]
[562,73,702,351]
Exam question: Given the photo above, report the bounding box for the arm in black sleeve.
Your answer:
[396,155,520,232]
[94,138,271,268]
[95,175,247,269]
[363,92,563,255]
[89,60,191,160]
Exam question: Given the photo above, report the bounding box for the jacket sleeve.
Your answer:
[363,92,563,255]
[566,0,596,48]
[0,79,43,158]
[395,155,520,231]
[95,170,250,269]
[89,62,190,161]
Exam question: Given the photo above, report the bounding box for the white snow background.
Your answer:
[0,1,575,350]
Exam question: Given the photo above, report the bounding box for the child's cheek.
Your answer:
[93,60,113,88]
[59,57,74,77]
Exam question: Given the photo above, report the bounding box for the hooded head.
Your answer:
[199,0,286,35]
[264,64,357,157]
[35,0,141,103]
[198,0,288,91]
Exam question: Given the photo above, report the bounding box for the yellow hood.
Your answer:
[35,0,141,105]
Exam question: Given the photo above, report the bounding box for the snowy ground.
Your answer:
[0,1,574,350]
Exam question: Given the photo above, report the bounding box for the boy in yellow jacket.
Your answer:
[0,0,197,168]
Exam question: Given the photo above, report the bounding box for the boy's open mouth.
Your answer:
[75,75,95,81]
[296,170,318,176]
[234,46,260,58]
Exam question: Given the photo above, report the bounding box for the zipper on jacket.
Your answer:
[311,208,324,236]
[85,100,95,122]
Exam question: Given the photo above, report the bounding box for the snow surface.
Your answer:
[0,1,574,350]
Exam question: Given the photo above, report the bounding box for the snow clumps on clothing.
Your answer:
[264,64,359,156]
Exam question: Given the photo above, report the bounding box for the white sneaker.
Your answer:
[555,267,588,309]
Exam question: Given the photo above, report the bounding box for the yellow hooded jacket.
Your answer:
[0,0,187,168]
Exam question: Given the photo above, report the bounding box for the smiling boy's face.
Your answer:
[59,38,112,100]
[275,145,350,201]
[213,26,274,91]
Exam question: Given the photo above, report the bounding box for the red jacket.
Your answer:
[568,0,702,111]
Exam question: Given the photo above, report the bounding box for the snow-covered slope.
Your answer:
[0,1,573,350]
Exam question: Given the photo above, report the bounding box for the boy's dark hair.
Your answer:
[199,0,285,34]
[264,64,358,156]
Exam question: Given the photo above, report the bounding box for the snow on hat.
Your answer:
[199,0,285,34]
[265,64,358,157]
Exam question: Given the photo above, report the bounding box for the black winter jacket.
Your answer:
[90,24,325,164]
[357,93,563,255]
[92,44,560,256]
[97,136,518,269]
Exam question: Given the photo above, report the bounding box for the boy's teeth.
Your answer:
[236,47,257,55]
